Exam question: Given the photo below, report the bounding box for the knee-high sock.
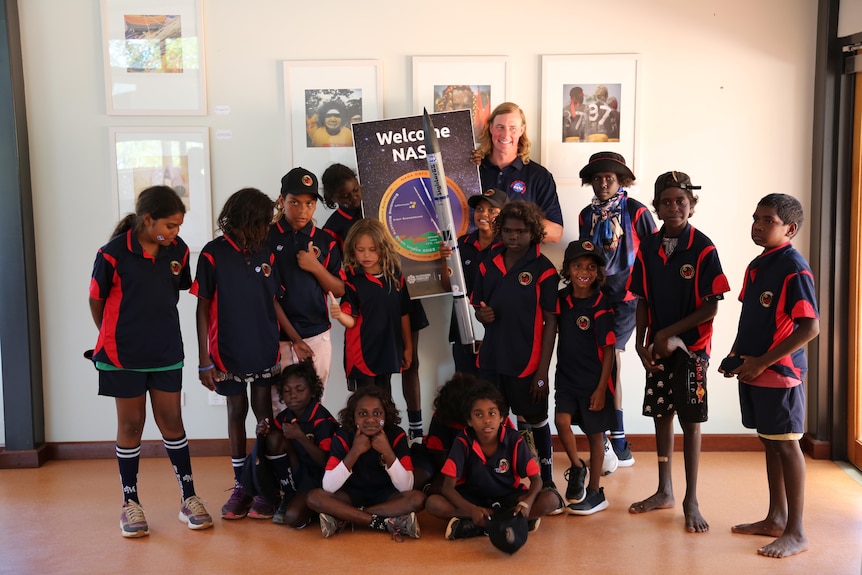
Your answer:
[531,422,554,484]
[164,435,196,501]
[117,444,141,504]
[609,409,627,451]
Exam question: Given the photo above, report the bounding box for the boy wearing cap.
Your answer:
[270,167,345,409]
[578,151,657,469]
[439,188,507,373]
[627,171,729,533]
[554,240,616,515]
[722,194,818,558]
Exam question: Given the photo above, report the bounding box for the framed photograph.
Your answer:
[541,54,639,182]
[283,60,383,178]
[109,127,213,251]
[412,56,509,143]
[101,0,207,115]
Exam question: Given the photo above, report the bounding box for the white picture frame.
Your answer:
[109,127,213,251]
[411,56,509,143]
[101,0,207,115]
[283,60,383,178]
[541,54,639,183]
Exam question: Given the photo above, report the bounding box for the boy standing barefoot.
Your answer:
[721,193,819,558]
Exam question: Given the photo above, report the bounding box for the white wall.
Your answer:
[14,0,818,443]
[839,0,862,37]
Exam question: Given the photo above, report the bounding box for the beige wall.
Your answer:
[11,0,820,442]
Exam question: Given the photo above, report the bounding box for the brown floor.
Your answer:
[1,452,860,575]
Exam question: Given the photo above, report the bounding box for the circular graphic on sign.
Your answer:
[379,170,469,261]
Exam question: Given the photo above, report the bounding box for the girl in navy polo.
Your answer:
[193,188,305,521]
[254,358,337,527]
[329,218,413,396]
[306,386,425,540]
[89,186,212,538]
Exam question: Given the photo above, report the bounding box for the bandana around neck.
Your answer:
[589,191,631,258]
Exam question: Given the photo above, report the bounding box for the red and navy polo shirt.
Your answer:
[479,156,564,226]
[441,424,538,500]
[627,223,730,358]
[735,243,818,386]
[577,193,657,302]
[322,206,362,249]
[340,268,411,378]
[269,218,343,339]
[90,230,191,369]
[555,287,617,394]
[274,401,337,484]
[190,234,283,374]
[471,244,560,377]
[325,425,413,492]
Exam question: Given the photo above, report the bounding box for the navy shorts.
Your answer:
[738,382,805,436]
[98,368,182,399]
[611,299,636,350]
[554,385,616,435]
[342,483,399,508]
[409,299,430,332]
[480,371,547,422]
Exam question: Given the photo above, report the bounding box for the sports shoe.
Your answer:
[120,500,149,538]
[445,517,485,540]
[614,441,636,467]
[527,517,541,532]
[178,495,214,530]
[564,460,589,503]
[272,497,288,525]
[319,512,347,538]
[602,435,619,476]
[542,481,565,516]
[385,511,421,540]
[408,428,424,446]
[248,496,275,519]
[566,487,609,515]
[221,483,253,519]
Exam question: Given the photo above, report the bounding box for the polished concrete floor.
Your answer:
[1,451,860,575]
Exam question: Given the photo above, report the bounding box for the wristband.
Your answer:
[198,364,215,372]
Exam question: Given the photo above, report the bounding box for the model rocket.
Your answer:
[422,109,475,347]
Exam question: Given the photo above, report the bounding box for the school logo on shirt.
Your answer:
[518,272,533,286]
[759,291,773,308]
[170,261,182,276]
[510,181,526,195]
[312,245,321,258]
[577,315,591,330]
[258,263,272,277]
[494,458,510,474]
[679,264,694,280]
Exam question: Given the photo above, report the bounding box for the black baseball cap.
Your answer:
[280,167,322,200]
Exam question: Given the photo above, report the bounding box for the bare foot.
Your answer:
[757,533,809,558]
[629,492,674,514]
[731,519,785,537]
[683,500,709,533]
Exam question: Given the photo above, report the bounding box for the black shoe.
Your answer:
[445,517,486,540]
[566,487,609,515]
[564,460,589,503]
[614,441,636,467]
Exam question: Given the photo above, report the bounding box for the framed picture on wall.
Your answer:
[283,60,383,179]
[411,56,509,144]
[109,127,213,251]
[540,54,639,183]
[101,0,208,115]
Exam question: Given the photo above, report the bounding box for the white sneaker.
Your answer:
[602,435,619,476]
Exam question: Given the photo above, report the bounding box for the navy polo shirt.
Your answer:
[441,424,538,499]
[578,193,657,302]
[340,268,411,378]
[555,287,616,393]
[190,234,283,374]
[448,230,500,343]
[90,230,191,369]
[269,217,343,339]
[274,401,337,485]
[322,206,362,248]
[735,243,818,385]
[325,425,413,492]
[424,414,466,454]
[479,157,563,226]
[628,223,730,358]
[471,244,560,377]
